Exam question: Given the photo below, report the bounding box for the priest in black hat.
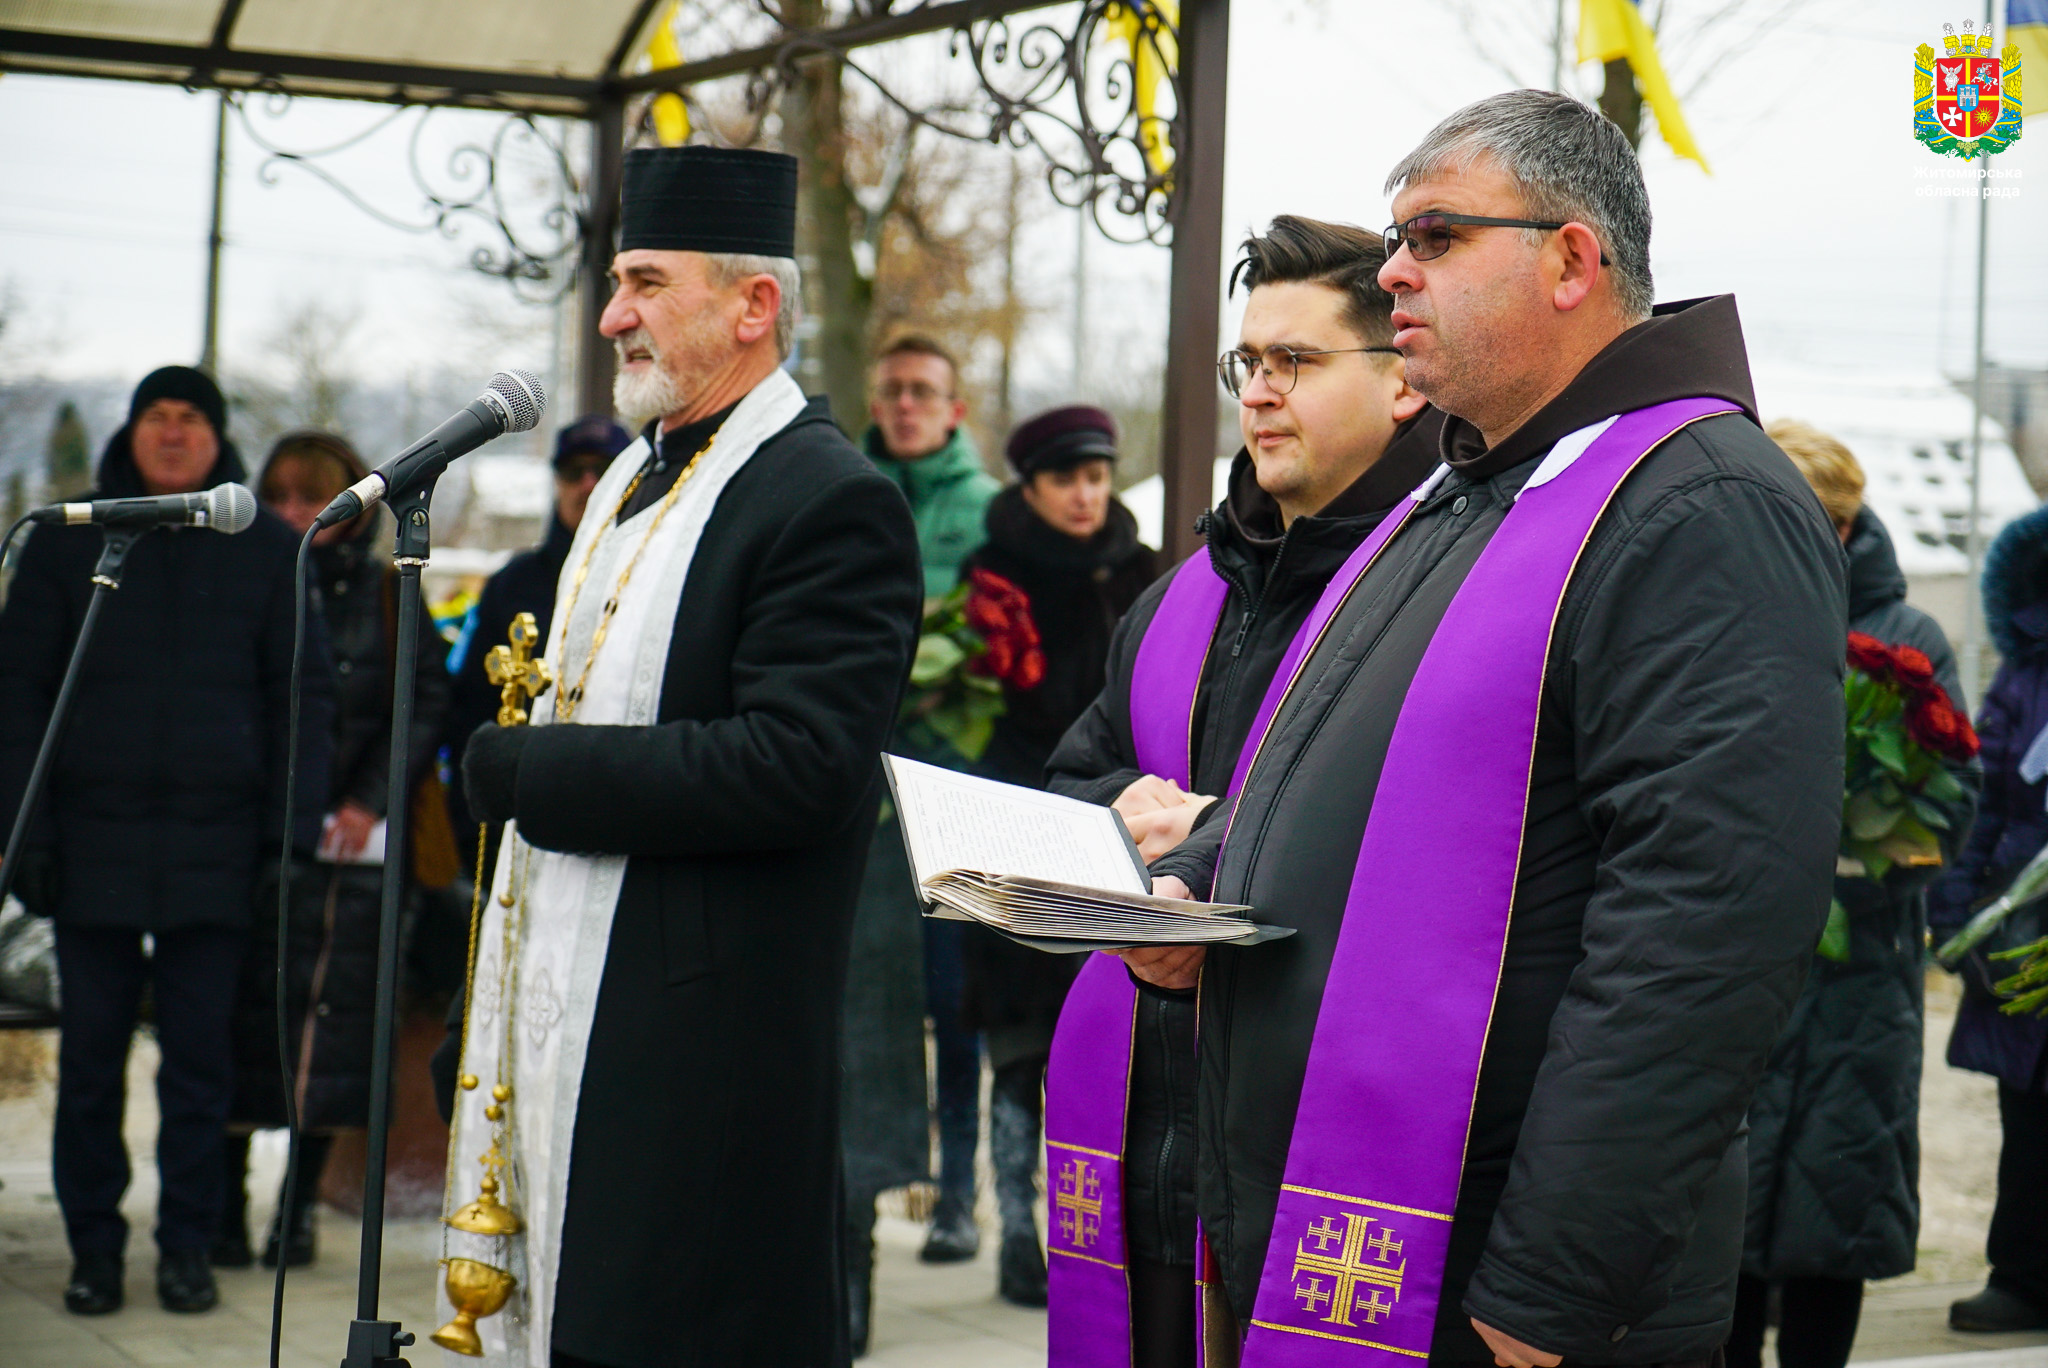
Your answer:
[452,146,923,1367]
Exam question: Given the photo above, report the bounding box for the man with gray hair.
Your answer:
[454,145,922,1367]
[1134,91,1846,1367]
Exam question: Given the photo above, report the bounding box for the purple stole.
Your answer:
[1045,488,1424,1366]
[1045,397,1738,1366]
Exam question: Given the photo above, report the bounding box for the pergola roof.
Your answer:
[1,0,663,113]
[0,0,1059,115]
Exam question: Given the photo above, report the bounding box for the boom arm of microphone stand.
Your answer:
[0,527,144,910]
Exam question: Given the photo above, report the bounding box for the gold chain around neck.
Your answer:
[552,435,716,723]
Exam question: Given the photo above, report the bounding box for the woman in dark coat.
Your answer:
[958,405,1158,1305]
[214,431,449,1269]
[1928,500,2048,1334]
[1734,422,1980,1368]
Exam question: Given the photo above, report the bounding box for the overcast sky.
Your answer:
[1,0,2042,412]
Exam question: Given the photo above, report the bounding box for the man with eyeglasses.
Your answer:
[1121,92,1845,1368]
[1041,215,1442,1367]
[864,333,1000,600]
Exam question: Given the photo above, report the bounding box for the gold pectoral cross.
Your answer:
[485,612,553,727]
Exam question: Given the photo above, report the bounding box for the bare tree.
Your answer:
[1438,0,1819,150]
[226,298,364,451]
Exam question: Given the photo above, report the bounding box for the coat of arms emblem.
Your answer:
[1916,23,2024,158]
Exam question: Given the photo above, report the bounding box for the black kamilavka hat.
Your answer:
[620,146,799,258]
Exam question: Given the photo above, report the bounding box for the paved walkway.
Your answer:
[0,974,2039,1366]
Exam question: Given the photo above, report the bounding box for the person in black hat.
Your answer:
[449,146,922,1368]
[0,365,333,1318]
[443,413,630,835]
[957,404,1158,1306]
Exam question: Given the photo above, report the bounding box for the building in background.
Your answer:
[1754,366,2036,671]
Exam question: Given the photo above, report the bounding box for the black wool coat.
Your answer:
[1742,508,1978,1282]
[0,431,332,931]
[1160,297,1848,1363]
[230,527,449,1131]
[486,397,922,1368]
[958,487,1157,1051]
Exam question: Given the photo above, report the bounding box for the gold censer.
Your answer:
[431,1092,523,1356]
[434,615,551,1355]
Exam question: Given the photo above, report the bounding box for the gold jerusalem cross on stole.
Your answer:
[1054,1157,1104,1248]
[1291,1212,1406,1329]
[485,612,553,727]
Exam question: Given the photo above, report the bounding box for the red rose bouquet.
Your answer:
[962,568,1046,691]
[1828,632,1979,959]
[900,579,1008,764]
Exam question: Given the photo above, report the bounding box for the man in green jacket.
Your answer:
[843,333,1000,1349]
[864,334,999,599]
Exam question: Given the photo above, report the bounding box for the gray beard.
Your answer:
[612,361,688,430]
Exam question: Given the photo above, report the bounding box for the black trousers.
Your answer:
[1727,1274,1863,1368]
[1132,1256,1197,1368]
[1990,1081,2048,1306]
[54,924,246,1257]
[922,916,980,1206]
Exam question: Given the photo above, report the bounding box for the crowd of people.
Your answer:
[0,88,2043,1368]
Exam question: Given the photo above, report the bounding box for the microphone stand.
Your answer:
[0,527,142,909]
[340,476,439,1368]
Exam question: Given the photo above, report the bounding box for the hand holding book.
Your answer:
[883,756,1294,953]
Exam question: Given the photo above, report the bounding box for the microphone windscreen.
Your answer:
[209,483,258,535]
[488,370,546,434]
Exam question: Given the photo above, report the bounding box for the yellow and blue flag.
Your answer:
[644,2,690,146]
[2014,0,2046,114]
[1103,2,1177,179]
[1579,0,1709,170]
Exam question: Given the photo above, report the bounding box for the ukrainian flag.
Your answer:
[1579,0,1710,170]
[2014,0,2046,114]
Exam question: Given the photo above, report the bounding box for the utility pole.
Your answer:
[1071,198,1088,396]
[200,91,228,375]
[1552,0,1567,90]
[1960,0,1996,704]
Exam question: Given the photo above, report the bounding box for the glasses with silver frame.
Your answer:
[1217,343,1403,398]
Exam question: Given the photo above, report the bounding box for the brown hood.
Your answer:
[1440,294,1759,480]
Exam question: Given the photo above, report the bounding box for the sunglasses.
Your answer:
[1383,213,1609,266]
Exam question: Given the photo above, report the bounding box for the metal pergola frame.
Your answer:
[1,0,1228,561]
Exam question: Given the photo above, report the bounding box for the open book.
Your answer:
[883,755,1294,953]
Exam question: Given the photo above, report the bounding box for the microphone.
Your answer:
[30,483,258,534]
[315,370,546,529]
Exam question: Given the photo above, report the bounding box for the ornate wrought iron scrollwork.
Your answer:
[230,90,586,302]
[707,0,1182,245]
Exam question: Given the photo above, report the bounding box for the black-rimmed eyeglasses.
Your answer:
[1383,213,1608,266]
[1218,344,1402,398]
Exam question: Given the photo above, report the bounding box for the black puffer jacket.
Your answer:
[1742,507,1977,1282]
[230,494,449,1131]
[0,429,331,930]
[1165,297,1847,1363]
[958,487,1156,1050]
[1046,415,1443,1267]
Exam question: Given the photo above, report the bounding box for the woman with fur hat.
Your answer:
[957,404,1158,1306]
[1928,498,2048,1334]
